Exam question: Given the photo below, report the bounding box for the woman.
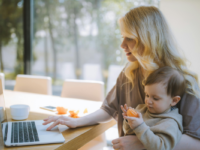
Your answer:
[43,6,200,150]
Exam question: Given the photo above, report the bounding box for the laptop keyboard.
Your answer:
[11,121,39,143]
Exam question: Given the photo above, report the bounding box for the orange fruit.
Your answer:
[83,108,88,114]
[127,108,139,117]
[57,107,68,114]
[69,110,80,118]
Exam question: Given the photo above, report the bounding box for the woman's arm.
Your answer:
[76,108,112,127]
[174,134,200,150]
[43,108,112,130]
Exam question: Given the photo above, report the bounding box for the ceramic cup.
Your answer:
[10,104,30,120]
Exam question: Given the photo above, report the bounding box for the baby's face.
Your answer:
[144,83,173,114]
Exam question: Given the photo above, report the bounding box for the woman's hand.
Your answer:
[43,116,77,131]
[112,135,145,150]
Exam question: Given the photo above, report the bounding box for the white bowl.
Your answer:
[10,104,30,120]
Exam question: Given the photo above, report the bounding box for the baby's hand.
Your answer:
[121,104,129,118]
[124,112,144,129]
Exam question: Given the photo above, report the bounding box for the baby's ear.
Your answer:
[171,96,181,106]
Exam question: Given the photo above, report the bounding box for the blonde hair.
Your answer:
[119,6,200,98]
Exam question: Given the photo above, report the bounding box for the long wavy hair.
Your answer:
[119,6,200,98]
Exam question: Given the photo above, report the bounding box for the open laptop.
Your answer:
[0,79,65,147]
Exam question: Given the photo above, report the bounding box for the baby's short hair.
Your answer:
[143,66,186,97]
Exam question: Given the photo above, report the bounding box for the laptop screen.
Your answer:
[0,78,8,146]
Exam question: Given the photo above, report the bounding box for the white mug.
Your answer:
[10,104,30,120]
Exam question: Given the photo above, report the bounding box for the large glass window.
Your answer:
[33,0,159,95]
[0,0,23,90]
[0,0,160,95]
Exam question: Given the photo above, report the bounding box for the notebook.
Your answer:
[0,79,65,147]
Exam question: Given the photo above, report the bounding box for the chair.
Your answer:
[14,74,52,95]
[61,79,107,150]
[0,73,5,89]
[61,79,104,101]
[82,64,103,81]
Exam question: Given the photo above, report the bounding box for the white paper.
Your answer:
[58,124,69,132]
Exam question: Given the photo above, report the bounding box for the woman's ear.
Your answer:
[171,96,181,106]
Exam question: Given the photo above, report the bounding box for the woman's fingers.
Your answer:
[43,118,48,121]
[43,116,60,125]
[112,138,119,144]
[43,115,77,130]
[43,117,54,125]
[112,138,122,150]
[113,143,121,149]
[43,116,52,121]
[46,119,66,131]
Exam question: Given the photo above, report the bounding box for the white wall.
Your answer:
[160,0,200,79]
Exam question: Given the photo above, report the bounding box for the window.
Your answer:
[0,0,23,89]
[0,0,159,95]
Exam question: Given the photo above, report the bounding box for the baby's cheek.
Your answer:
[144,99,148,104]
[155,105,164,113]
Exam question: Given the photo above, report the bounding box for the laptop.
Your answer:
[0,79,65,147]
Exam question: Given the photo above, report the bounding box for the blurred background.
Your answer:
[0,0,160,95]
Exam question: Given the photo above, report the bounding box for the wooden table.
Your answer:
[0,90,116,150]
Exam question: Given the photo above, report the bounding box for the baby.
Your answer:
[121,66,186,150]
